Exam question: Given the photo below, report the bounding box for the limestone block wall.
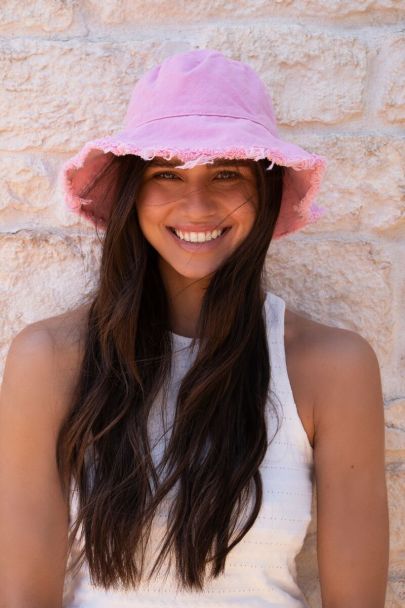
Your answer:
[0,1,404,606]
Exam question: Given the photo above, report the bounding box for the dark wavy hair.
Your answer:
[56,153,285,591]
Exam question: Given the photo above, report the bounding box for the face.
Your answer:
[135,157,258,285]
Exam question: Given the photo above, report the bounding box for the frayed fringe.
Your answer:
[58,138,328,238]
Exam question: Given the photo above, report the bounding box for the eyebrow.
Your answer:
[148,158,252,168]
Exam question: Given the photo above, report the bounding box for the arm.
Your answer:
[313,330,389,608]
[0,325,70,608]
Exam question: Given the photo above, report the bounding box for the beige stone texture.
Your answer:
[386,463,405,564]
[0,2,404,606]
[293,135,405,237]
[0,0,79,34]
[0,231,99,364]
[376,34,405,124]
[0,154,54,225]
[385,400,405,461]
[83,0,405,25]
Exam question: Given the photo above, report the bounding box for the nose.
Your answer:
[181,183,218,218]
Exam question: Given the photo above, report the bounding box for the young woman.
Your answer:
[0,49,389,607]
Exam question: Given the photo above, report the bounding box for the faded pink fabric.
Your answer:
[59,48,327,239]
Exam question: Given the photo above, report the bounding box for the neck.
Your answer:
[159,258,211,338]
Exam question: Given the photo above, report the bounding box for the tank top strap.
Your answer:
[264,291,313,462]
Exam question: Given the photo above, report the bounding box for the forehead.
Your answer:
[147,157,255,169]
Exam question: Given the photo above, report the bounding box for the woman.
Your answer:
[0,49,389,607]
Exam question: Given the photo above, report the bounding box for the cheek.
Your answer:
[224,181,257,220]
[135,181,174,222]
[230,199,257,231]
[135,194,164,235]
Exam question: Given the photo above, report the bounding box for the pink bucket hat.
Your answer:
[59,48,327,239]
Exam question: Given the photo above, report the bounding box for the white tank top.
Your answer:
[64,291,314,608]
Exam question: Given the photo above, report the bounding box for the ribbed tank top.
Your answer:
[65,291,314,608]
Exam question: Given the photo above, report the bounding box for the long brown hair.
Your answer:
[57,154,284,590]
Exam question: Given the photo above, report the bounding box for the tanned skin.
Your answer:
[0,300,389,607]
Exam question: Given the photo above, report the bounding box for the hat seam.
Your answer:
[127,112,274,134]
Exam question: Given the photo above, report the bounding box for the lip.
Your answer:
[166,226,231,251]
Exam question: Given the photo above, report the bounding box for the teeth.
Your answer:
[173,228,225,243]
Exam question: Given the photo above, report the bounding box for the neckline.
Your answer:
[170,331,195,348]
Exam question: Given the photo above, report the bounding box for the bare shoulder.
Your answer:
[4,302,91,420]
[284,305,381,448]
[285,305,381,440]
[12,302,89,361]
[286,305,377,370]
[10,302,89,352]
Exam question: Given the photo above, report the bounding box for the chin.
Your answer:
[163,258,221,281]
[158,252,227,283]
[175,266,219,281]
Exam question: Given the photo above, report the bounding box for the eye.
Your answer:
[152,171,178,180]
[151,169,242,181]
[215,170,241,180]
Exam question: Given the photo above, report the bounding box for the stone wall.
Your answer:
[0,1,404,605]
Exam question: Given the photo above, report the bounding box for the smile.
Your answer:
[166,226,231,250]
[169,227,229,242]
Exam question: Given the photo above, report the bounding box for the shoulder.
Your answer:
[10,302,90,357]
[285,301,375,358]
[285,304,380,393]
[3,303,91,420]
[299,317,380,418]
[284,305,382,444]
[311,324,382,441]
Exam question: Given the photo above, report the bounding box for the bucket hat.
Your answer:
[59,48,327,239]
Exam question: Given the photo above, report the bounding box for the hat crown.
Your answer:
[123,49,278,135]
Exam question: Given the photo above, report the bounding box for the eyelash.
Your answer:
[152,170,241,181]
